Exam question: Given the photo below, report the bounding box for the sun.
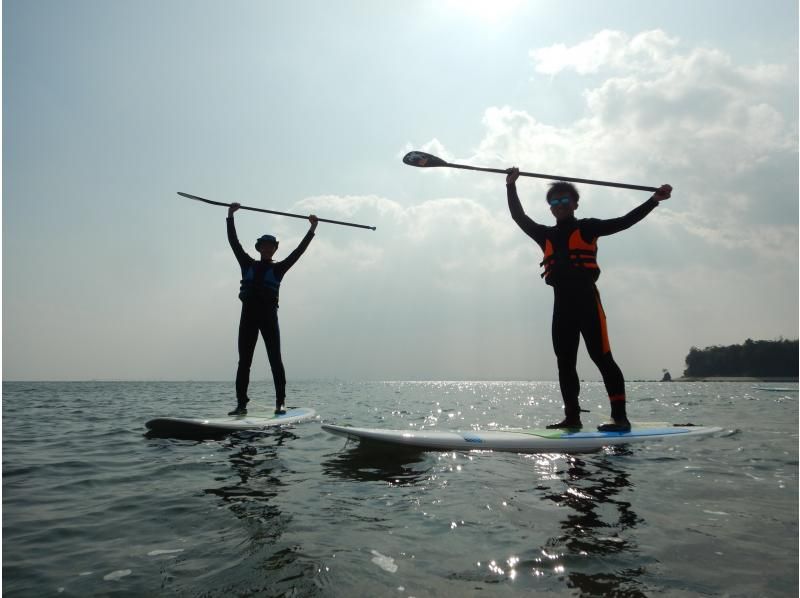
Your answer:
[443,0,524,22]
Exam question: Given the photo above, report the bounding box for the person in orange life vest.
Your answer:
[226,202,318,416]
[505,167,672,431]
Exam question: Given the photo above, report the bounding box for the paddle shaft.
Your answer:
[446,163,659,193]
[177,192,376,230]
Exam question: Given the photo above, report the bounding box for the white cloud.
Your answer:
[293,193,517,270]
[658,206,798,261]
[470,31,798,260]
[298,193,404,222]
[531,30,679,75]
[531,30,629,75]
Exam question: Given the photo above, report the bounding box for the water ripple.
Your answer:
[2,380,797,596]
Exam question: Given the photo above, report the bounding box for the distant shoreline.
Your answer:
[673,376,798,382]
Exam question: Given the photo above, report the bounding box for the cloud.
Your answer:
[528,30,795,170]
[657,205,797,262]
[293,193,518,269]
[530,30,680,76]
[531,29,629,75]
[462,30,798,259]
[299,193,404,223]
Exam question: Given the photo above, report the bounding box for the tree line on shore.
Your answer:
[683,338,798,378]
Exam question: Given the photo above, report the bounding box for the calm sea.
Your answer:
[2,380,798,597]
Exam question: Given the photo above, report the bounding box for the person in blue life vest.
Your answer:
[226,202,318,416]
[505,167,672,431]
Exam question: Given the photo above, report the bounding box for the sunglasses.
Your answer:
[547,197,572,207]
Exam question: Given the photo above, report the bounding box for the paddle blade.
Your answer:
[402,151,449,168]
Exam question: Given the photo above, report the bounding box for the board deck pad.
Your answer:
[322,422,722,454]
[146,407,316,439]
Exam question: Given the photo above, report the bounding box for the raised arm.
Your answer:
[226,202,251,266]
[275,215,318,275]
[588,184,672,237]
[506,167,548,247]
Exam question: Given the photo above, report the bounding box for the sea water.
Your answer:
[2,380,798,597]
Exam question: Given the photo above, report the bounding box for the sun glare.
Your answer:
[444,0,523,23]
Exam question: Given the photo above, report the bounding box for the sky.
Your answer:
[3,0,798,382]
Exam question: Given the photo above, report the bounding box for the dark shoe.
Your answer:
[274,408,287,416]
[597,419,631,432]
[546,418,582,430]
[228,406,248,416]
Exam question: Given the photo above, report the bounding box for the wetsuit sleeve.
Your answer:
[584,197,659,238]
[227,217,251,268]
[507,183,548,249]
[274,230,315,277]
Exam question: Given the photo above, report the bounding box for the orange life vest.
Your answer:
[540,228,599,283]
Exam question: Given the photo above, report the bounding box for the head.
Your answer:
[255,234,278,259]
[546,181,579,222]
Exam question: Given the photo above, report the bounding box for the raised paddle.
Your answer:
[402,151,659,192]
[178,192,376,230]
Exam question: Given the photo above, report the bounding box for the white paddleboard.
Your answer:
[146,407,316,438]
[322,422,722,454]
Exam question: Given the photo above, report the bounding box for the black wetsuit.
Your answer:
[507,183,658,421]
[227,217,314,409]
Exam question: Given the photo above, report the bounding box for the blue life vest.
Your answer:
[239,264,281,305]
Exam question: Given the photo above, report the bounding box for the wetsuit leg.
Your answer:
[552,288,582,420]
[235,304,260,404]
[580,286,627,420]
[260,308,287,409]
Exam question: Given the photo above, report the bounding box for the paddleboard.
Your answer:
[322,422,722,454]
[753,386,797,392]
[146,407,316,438]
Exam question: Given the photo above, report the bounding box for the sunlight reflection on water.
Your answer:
[1,380,797,596]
